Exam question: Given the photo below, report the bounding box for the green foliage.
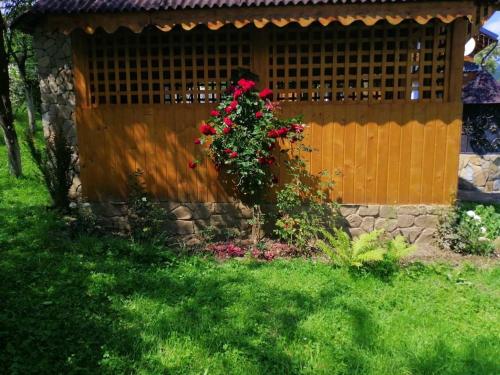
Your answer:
[474,44,500,75]
[25,124,75,210]
[274,155,337,251]
[317,228,386,268]
[195,78,304,199]
[437,204,500,255]
[2,118,499,375]
[126,171,168,243]
[317,228,415,269]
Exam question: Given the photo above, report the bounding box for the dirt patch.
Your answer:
[407,243,500,267]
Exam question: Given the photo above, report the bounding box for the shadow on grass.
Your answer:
[1,203,499,374]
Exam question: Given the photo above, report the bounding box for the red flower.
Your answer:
[233,89,244,100]
[267,130,279,138]
[223,126,231,134]
[259,88,273,100]
[277,127,288,137]
[230,151,238,159]
[291,123,305,133]
[255,111,263,119]
[210,110,220,117]
[238,78,256,92]
[225,100,238,114]
[224,148,232,154]
[194,138,201,145]
[267,156,276,165]
[188,161,197,169]
[258,157,266,165]
[200,123,216,135]
[223,117,233,127]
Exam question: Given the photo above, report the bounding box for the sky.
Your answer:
[484,11,500,37]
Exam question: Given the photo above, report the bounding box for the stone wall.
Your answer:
[33,30,76,144]
[459,154,500,193]
[95,201,447,245]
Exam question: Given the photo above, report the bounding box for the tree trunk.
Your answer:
[24,85,36,134]
[0,13,22,177]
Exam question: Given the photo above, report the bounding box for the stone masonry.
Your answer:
[33,30,76,144]
[95,201,447,245]
[459,154,500,193]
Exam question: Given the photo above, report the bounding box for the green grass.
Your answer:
[1,119,500,374]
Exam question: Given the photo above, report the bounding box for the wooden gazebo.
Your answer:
[16,0,500,208]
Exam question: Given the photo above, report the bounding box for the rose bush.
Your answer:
[191,78,305,198]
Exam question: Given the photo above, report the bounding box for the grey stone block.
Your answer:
[358,205,380,216]
[414,215,438,229]
[346,214,363,228]
[397,214,415,228]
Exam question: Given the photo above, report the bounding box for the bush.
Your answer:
[274,155,338,252]
[127,171,168,243]
[193,77,304,198]
[437,204,499,255]
[316,228,415,269]
[25,124,76,210]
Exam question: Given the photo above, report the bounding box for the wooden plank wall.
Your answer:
[76,101,462,204]
[72,19,466,205]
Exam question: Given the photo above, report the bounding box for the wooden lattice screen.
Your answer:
[85,20,452,107]
[88,28,252,106]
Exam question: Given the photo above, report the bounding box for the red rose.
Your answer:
[194,138,201,145]
[258,157,266,165]
[267,130,279,138]
[233,89,244,100]
[200,123,216,135]
[237,78,256,92]
[230,151,238,159]
[225,100,238,114]
[224,148,232,154]
[267,156,276,165]
[255,111,263,119]
[291,123,305,133]
[210,110,220,117]
[223,117,233,127]
[188,161,197,169]
[277,127,288,137]
[223,126,231,134]
[259,88,273,100]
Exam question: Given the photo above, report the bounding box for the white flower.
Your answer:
[474,214,482,222]
[69,202,77,209]
[478,237,489,242]
[142,197,147,202]
[466,210,475,218]
[82,202,91,208]
[481,227,487,234]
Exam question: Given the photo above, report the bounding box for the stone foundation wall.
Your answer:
[94,201,448,245]
[459,154,500,193]
[33,30,76,144]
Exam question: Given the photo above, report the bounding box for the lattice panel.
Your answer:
[268,20,451,103]
[87,27,252,105]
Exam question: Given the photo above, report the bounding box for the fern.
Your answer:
[317,228,386,268]
[386,236,416,260]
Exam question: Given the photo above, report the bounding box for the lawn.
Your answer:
[1,121,499,374]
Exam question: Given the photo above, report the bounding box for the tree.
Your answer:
[3,0,38,135]
[0,11,22,177]
[474,43,500,76]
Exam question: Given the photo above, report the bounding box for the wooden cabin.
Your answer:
[15,0,500,238]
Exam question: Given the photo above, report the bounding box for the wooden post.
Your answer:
[447,18,467,103]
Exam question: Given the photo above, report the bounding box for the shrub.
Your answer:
[25,124,76,210]
[436,204,499,255]
[316,228,415,269]
[192,77,305,199]
[206,242,246,259]
[127,171,168,243]
[274,155,338,252]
